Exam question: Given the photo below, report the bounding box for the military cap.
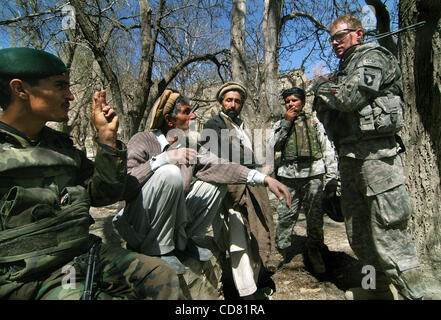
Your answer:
[216,81,248,103]
[0,47,67,78]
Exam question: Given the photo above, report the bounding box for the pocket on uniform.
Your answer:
[373,184,411,228]
[0,187,58,230]
[366,174,404,196]
[363,157,405,197]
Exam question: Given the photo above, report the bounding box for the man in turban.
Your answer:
[112,88,291,276]
[201,82,277,299]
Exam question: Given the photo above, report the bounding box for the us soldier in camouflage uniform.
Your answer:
[312,15,426,300]
[268,87,338,274]
[0,47,182,300]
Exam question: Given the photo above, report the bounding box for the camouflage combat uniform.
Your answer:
[269,112,338,251]
[314,43,426,299]
[0,122,182,300]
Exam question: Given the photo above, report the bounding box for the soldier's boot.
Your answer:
[306,247,326,274]
[344,283,401,300]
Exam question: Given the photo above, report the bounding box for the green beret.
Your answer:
[0,47,67,78]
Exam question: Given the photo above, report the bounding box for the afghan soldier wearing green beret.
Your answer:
[0,47,182,300]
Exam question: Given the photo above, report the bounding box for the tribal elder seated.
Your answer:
[112,89,291,274]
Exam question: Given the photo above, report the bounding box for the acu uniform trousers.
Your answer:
[340,155,426,300]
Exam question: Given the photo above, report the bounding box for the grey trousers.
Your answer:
[113,164,226,256]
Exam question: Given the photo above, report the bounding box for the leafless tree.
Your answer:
[280,1,362,75]
[69,0,229,141]
[262,0,283,120]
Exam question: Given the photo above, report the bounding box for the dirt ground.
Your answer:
[268,214,357,300]
[89,197,441,301]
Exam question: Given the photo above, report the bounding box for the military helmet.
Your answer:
[322,192,344,222]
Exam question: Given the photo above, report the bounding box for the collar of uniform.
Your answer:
[0,121,39,146]
[339,43,366,69]
[296,111,307,119]
[152,129,171,151]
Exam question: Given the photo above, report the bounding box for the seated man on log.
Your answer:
[112,89,291,276]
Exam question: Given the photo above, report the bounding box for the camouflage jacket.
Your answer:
[268,112,338,187]
[314,43,403,160]
[0,122,127,205]
[0,121,127,293]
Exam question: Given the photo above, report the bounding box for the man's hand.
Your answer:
[92,90,118,148]
[264,176,291,208]
[285,106,300,122]
[167,147,198,165]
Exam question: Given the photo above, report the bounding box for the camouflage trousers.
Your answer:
[339,155,426,300]
[5,244,184,300]
[275,175,324,250]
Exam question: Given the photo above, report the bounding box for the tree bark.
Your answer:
[262,0,284,120]
[231,0,248,85]
[70,0,128,139]
[398,0,441,268]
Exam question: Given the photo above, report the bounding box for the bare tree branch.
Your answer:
[281,10,329,31]
[0,10,55,26]
[69,0,125,118]
[139,49,229,129]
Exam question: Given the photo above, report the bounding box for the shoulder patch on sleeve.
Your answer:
[359,66,382,92]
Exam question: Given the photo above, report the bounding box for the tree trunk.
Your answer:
[231,0,247,84]
[70,0,128,140]
[262,0,284,121]
[398,0,441,270]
